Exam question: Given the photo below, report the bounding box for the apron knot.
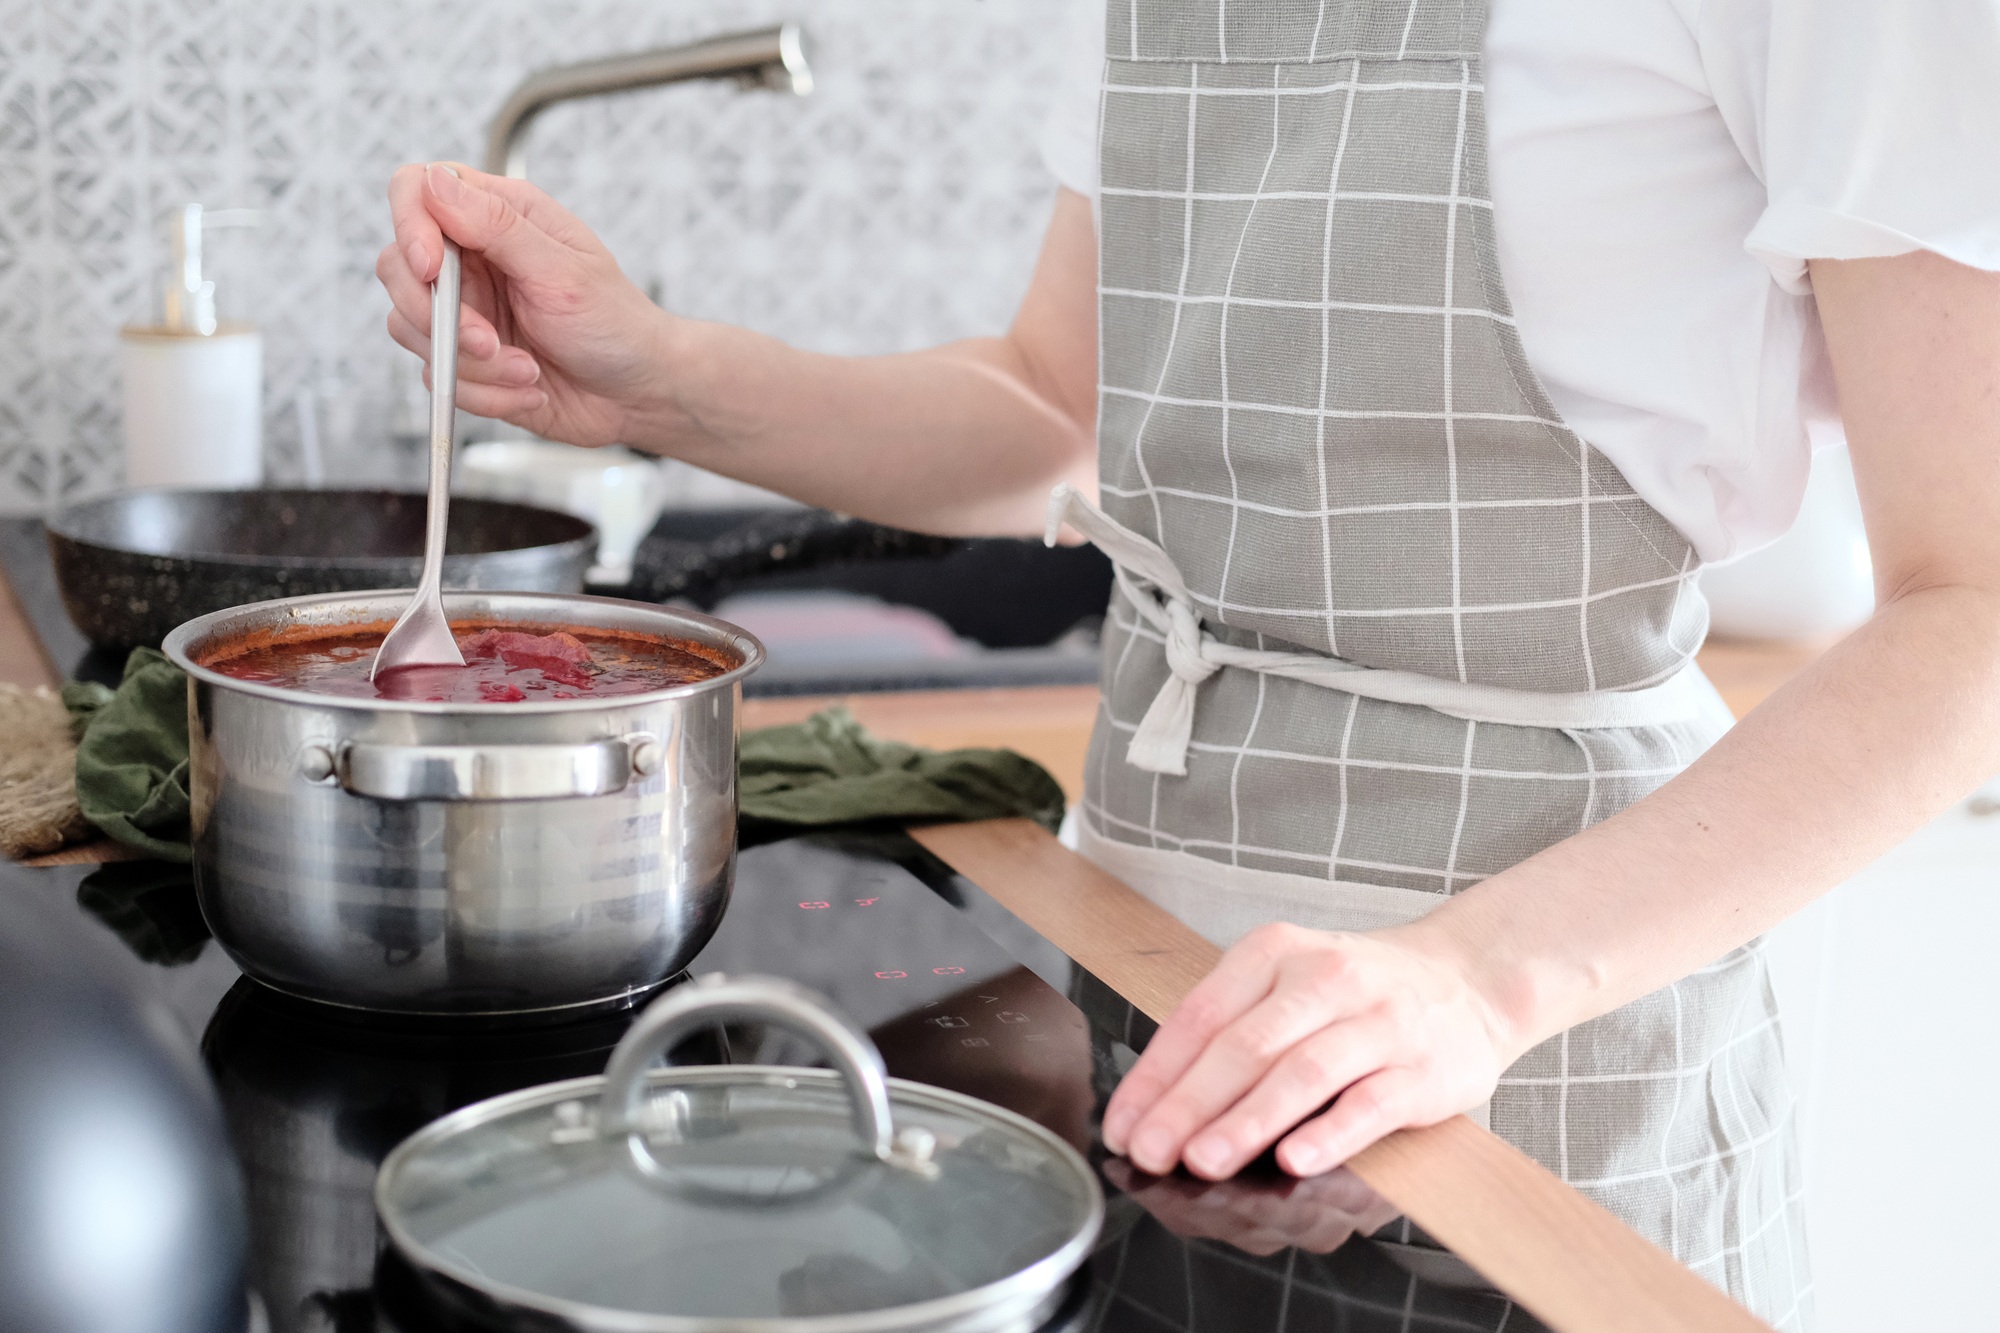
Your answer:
[1127,596,1221,776]
[1044,484,1717,779]
[1048,483,1218,775]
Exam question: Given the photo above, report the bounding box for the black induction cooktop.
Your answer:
[6,837,1544,1333]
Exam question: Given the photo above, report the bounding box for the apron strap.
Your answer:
[1046,484,1714,777]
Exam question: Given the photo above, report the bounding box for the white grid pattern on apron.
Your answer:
[1081,1,1810,1325]
[1093,50,1705,693]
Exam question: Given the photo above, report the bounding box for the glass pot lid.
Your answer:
[375,975,1104,1333]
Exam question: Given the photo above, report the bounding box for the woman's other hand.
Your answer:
[377,162,681,447]
[1101,922,1519,1180]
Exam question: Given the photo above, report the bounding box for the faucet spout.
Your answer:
[483,22,812,179]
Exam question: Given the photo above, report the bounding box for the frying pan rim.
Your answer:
[44,486,597,569]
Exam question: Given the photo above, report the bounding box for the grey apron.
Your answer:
[1069,1,1812,1326]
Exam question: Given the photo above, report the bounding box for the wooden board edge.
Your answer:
[18,837,141,867]
[1347,1118,1772,1333]
[0,565,60,690]
[910,819,1220,1023]
[910,817,1772,1333]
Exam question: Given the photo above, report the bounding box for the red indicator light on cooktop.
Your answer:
[874,970,908,980]
[855,898,879,906]
[799,901,831,910]
[932,966,965,976]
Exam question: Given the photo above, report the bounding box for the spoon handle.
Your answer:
[420,239,462,597]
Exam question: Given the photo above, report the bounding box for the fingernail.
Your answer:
[1101,1109,1132,1150]
[1131,1128,1172,1170]
[1185,1134,1229,1176]
[507,354,540,385]
[426,162,463,204]
[405,240,430,277]
[1285,1142,1322,1174]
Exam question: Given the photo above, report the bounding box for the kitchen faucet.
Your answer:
[483,23,812,179]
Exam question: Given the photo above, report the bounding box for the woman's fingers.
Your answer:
[453,381,551,421]
[376,241,439,338]
[422,162,576,283]
[1275,1066,1428,1176]
[1102,925,1312,1152]
[387,163,446,283]
[1106,924,1364,1157]
[1178,1016,1395,1180]
[385,307,427,361]
[388,160,568,282]
[386,308,539,387]
[391,312,547,421]
[378,246,510,359]
[1120,961,1376,1176]
[420,353,549,419]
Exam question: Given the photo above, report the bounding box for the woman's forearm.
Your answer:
[628,322,1095,536]
[1410,583,2000,1060]
[1409,249,2000,1063]
[620,187,1101,537]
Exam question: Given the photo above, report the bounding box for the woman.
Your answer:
[378,1,2000,1324]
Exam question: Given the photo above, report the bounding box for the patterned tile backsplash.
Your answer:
[0,0,1070,513]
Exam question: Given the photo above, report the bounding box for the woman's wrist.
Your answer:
[1385,897,1583,1070]
[614,305,728,454]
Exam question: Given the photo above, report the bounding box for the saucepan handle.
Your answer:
[302,733,663,801]
[599,975,899,1168]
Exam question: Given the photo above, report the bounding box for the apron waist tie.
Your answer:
[1045,483,1712,777]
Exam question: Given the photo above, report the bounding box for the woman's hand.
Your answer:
[376,162,684,447]
[1101,922,1519,1181]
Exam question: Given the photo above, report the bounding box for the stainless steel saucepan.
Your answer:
[162,589,763,1018]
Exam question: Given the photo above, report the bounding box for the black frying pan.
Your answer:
[46,488,597,651]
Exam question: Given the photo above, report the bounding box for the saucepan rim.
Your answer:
[162,588,764,716]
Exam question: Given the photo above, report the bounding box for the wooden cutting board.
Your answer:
[910,819,1773,1333]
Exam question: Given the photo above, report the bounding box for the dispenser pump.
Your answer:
[162,204,259,335]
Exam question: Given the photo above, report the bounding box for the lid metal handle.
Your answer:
[599,974,898,1167]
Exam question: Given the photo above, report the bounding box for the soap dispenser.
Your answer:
[120,204,263,489]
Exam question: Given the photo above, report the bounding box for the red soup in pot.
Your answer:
[201,622,730,703]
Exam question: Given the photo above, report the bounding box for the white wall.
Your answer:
[1765,787,2000,1329]
[0,0,1070,511]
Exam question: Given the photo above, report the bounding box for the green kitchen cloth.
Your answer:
[737,706,1065,841]
[61,656,1064,860]
[62,648,193,863]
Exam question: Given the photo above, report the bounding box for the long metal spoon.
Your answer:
[372,234,467,679]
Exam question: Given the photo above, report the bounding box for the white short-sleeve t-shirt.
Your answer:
[1040,0,2000,563]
